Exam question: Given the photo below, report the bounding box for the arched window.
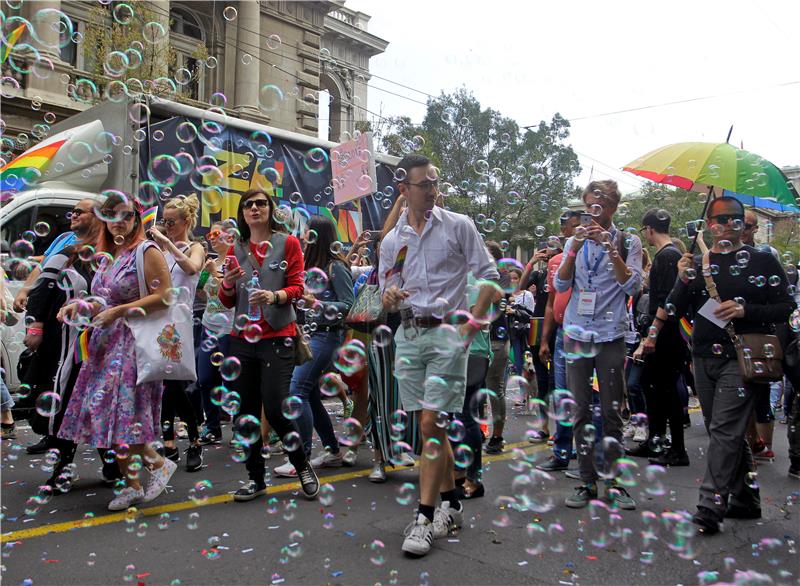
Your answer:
[170,5,203,41]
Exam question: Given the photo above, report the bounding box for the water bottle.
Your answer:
[247,271,261,321]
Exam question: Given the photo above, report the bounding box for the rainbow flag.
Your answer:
[679,317,693,345]
[0,23,26,65]
[142,206,158,226]
[528,317,543,346]
[74,329,90,363]
[0,138,66,194]
[384,245,408,281]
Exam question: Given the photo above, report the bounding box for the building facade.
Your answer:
[1,0,388,158]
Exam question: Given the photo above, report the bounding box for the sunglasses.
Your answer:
[709,213,744,224]
[744,223,757,230]
[206,229,222,240]
[243,199,269,210]
[112,211,136,222]
[68,208,91,220]
[157,218,179,227]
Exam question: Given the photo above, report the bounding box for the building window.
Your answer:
[170,6,203,41]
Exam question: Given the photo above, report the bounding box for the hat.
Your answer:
[641,208,670,233]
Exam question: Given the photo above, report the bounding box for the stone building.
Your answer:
[1,0,388,156]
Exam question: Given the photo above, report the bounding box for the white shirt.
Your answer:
[379,206,499,316]
[513,290,535,313]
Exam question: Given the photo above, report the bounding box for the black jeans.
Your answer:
[641,327,686,453]
[162,380,199,443]
[229,336,307,483]
[451,355,489,483]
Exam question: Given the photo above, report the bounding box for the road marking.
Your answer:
[1,440,548,543]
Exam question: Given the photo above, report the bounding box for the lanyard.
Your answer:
[583,241,606,288]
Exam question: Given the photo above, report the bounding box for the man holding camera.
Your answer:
[553,180,643,509]
[665,196,795,534]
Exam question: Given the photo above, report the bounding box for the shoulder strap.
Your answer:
[135,241,158,299]
[701,252,738,344]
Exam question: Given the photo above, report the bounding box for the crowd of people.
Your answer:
[1,154,799,557]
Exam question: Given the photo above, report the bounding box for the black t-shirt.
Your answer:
[648,244,682,318]
[525,268,548,318]
[666,245,796,358]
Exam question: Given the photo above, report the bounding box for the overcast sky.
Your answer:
[346,0,800,193]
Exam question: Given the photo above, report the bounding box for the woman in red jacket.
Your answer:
[219,189,319,501]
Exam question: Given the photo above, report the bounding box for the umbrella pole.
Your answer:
[689,185,715,254]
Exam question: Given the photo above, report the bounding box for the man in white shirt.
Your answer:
[380,155,499,557]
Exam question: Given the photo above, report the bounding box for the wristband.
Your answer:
[27,327,44,336]
[567,248,578,258]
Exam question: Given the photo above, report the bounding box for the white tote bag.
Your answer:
[128,242,197,385]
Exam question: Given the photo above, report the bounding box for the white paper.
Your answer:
[697,298,730,330]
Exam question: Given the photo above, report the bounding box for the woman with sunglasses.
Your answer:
[57,193,177,511]
[148,194,206,472]
[219,189,319,501]
[195,220,237,445]
[273,215,355,476]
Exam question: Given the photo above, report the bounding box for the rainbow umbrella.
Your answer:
[623,142,799,206]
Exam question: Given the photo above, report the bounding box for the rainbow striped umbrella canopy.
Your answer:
[623,142,799,206]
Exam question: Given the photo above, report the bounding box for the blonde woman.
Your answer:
[148,195,206,471]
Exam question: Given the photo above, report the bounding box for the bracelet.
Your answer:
[567,249,578,258]
[221,280,234,291]
[27,327,43,336]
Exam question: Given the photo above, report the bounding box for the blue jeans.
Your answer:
[625,360,647,415]
[552,328,603,463]
[510,331,527,376]
[195,330,230,434]
[1,377,13,411]
[291,329,344,457]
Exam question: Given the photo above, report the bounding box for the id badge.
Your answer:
[577,291,597,316]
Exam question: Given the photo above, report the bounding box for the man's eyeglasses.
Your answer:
[68,208,89,219]
[744,223,757,230]
[206,229,222,240]
[403,179,438,191]
[243,199,269,210]
[158,219,178,227]
[709,213,744,224]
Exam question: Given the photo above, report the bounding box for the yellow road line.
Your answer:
[1,440,547,543]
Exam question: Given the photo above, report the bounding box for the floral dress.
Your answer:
[58,242,163,448]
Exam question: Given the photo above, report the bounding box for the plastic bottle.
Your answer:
[247,271,261,321]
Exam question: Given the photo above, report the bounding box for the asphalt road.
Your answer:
[2,401,798,586]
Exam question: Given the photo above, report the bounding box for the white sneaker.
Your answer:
[310,450,344,468]
[633,427,648,443]
[392,452,416,467]
[433,502,463,538]
[368,462,387,483]
[273,460,297,478]
[623,423,636,439]
[402,514,434,556]
[142,458,177,503]
[342,448,358,467]
[108,486,144,511]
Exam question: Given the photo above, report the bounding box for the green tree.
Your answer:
[80,2,208,104]
[368,88,582,254]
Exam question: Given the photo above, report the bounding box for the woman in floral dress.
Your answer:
[58,193,177,511]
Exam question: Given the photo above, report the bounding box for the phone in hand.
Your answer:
[580,213,593,226]
[538,241,548,252]
[225,255,240,272]
[686,221,698,238]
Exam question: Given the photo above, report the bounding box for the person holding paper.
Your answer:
[664,196,795,535]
